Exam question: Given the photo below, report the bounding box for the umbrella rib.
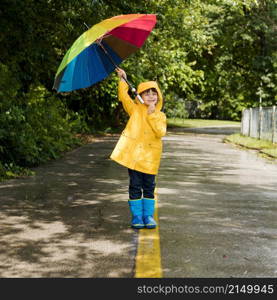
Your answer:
[97,41,119,69]
[93,43,116,81]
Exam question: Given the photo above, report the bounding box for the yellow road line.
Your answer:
[135,189,163,278]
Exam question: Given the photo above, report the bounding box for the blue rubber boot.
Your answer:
[128,199,144,229]
[142,198,157,229]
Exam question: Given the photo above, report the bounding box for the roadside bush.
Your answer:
[0,82,81,179]
[164,93,189,119]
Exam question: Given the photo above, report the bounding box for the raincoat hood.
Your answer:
[137,81,163,111]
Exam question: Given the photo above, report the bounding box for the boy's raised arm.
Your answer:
[116,68,135,116]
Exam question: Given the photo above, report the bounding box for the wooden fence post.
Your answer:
[259,106,263,140]
[249,108,252,137]
[272,106,276,143]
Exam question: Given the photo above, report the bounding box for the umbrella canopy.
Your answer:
[53,14,156,93]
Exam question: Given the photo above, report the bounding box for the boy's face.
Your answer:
[141,88,158,106]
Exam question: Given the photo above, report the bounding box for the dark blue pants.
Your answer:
[128,169,156,200]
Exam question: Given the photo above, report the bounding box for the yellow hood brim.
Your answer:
[136,81,163,111]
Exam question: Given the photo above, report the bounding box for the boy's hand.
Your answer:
[148,102,156,114]
[116,68,127,81]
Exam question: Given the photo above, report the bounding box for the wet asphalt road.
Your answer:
[0,138,136,277]
[0,127,276,277]
[159,129,277,277]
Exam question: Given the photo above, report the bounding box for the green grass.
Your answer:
[262,148,277,158]
[167,118,240,128]
[224,133,277,159]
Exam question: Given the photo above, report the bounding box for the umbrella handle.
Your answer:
[123,78,144,104]
[136,94,144,104]
[136,93,145,104]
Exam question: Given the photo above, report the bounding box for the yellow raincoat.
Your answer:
[110,80,167,175]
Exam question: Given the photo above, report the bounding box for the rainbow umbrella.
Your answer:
[53,14,156,102]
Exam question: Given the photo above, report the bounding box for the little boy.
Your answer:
[110,68,167,229]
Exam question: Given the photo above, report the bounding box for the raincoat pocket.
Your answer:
[143,142,161,163]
